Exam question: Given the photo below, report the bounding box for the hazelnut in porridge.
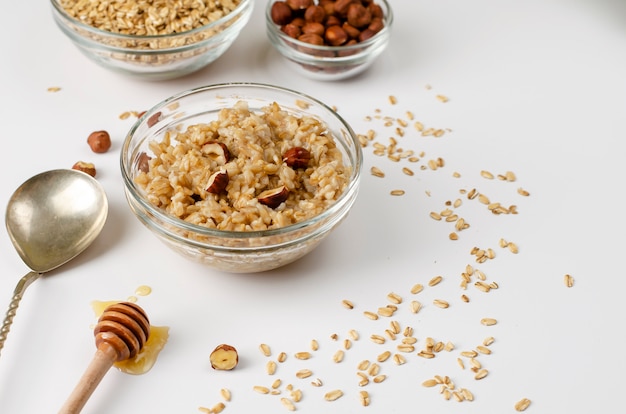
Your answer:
[134,101,351,231]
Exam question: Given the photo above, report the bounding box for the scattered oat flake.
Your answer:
[47,86,61,92]
[325,389,344,401]
[370,166,385,178]
[388,95,398,105]
[253,385,270,394]
[359,390,370,406]
[119,111,132,120]
[436,94,449,103]
[515,398,532,411]
[480,170,494,179]
[342,299,354,309]
[259,343,271,357]
[428,275,443,286]
[220,388,231,402]
[280,397,296,411]
[564,274,574,287]
[481,317,497,326]
[390,189,405,196]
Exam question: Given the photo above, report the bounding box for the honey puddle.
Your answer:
[91,299,169,375]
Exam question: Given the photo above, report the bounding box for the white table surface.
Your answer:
[1,0,625,412]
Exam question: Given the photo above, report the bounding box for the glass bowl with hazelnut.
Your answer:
[266,0,393,81]
[50,0,253,81]
[120,83,362,273]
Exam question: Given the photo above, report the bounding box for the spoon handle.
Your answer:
[0,271,41,358]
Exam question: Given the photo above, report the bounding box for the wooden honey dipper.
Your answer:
[59,302,150,414]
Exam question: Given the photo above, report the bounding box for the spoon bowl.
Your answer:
[0,169,108,358]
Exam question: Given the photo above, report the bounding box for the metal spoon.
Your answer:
[0,169,108,358]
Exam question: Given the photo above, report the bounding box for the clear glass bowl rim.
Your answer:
[120,82,363,241]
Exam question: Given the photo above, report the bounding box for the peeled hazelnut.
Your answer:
[325,25,349,46]
[72,161,96,177]
[87,130,111,153]
[258,186,289,209]
[202,141,231,165]
[206,170,229,194]
[283,147,311,169]
[347,3,372,28]
[209,344,239,370]
[271,1,293,25]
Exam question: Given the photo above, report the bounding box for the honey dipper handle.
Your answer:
[58,343,118,414]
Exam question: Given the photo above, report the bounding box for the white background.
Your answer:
[1,0,625,412]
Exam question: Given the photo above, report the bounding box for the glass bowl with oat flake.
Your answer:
[120,83,362,272]
[50,0,252,80]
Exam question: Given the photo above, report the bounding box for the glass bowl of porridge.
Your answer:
[120,83,362,272]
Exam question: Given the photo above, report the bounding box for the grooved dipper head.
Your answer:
[93,302,150,361]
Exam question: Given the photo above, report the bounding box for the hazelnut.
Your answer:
[206,170,229,194]
[72,161,96,177]
[271,1,293,25]
[347,3,372,28]
[87,130,111,153]
[202,141,231,165]
[334,0,355,16]
[321,1,336,16]
[368,3,384,19]
[136,152,151,173]
[286,0,313,11]
[342,22,361,39]
[304,5,326,23]
[368,17,384,33]
[282,22,302,38]
[302,21,325,36]
[358,28,376,42]
[291,17,306,27]
[258,186,289,209]
[298,33,325,45]
[325,15,342,27]
[283,147,311,169]
[209,344,239,370]
[324,25,349,46]
[147,111,161,127]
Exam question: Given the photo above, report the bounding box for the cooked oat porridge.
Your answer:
[134,101,351,231]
